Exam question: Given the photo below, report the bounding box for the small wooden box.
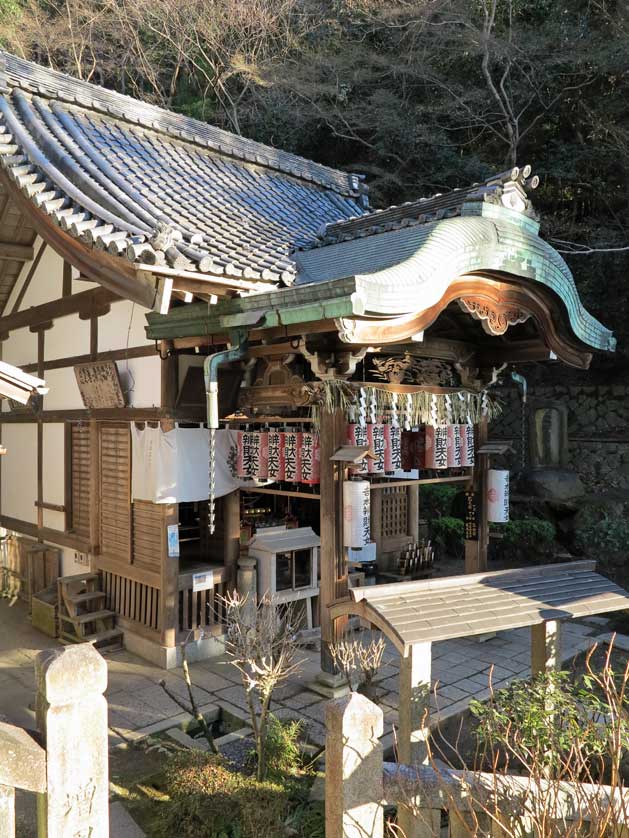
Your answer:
[31,585,58,638]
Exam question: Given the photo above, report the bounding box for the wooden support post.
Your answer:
[319,407,347,675]
[88,420,100,561]
[408,484,420,542]
[160,503,179,647]
[160,341,178,410]
[224,490,241,592]
[465,417,489,574]
[371,487,383,565]
[531,620,562,676]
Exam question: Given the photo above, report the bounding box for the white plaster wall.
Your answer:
[43,368,85,410]
[42,423,65,505]
[117,355,161,408]
[2,327,38,368]
[5,242,64,311]
[45,313,91,361]
[99,299,153,350]
[1,424,38,523]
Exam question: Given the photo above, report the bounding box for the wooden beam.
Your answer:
[369,475,472,490]
[240,486,321,500]
[0,515,91,553]
[62,260,72,297]
[0,406,205,423]
[0,242,34,261]
[20,344,156,374]
[224,490,241,593]
[8,240,47,315]
[0,287,119,335]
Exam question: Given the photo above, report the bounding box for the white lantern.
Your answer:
[487,469,509,522]
[343,479,371,548]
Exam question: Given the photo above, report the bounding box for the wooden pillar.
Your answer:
[319,407,347,674]
[224,489,241,592]
[160,340,178,410]
[531,619,562,676]
[371,487,383,563]
[160,503,179,647]
[408,484,419,542]
[88,420,100,561]
[465,416,489,574]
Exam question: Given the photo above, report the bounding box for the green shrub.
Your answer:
[575,517,629,560]
[156,752,290,838]
[430,516,464,559]
[496,517,556,562]
[263,714,303,778]
[419,484,458,519]
[285,800,325,838]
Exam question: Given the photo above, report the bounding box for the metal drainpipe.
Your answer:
[204,328,248,533]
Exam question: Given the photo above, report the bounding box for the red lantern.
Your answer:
[460,424,475,466]
[383,425,402,473]
[447,425,462,468]
[267,430,285,480]
[401,429,425,470]
[367,423,385,473]
[347,423,369,473]
[425,425,448,469]
[282,430,301,482]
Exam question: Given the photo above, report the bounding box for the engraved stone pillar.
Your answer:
[325,692,384,838]
[36,644,109,838]
[237,556,257,626]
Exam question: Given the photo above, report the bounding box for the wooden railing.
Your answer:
[325,693,629,838]
[102,568,161,635]
[178,565,228,635]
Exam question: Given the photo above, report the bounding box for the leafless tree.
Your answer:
[221,591,302,781]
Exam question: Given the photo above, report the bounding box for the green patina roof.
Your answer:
[147,199,615,354]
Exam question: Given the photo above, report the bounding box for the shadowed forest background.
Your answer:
[1,0,627,372]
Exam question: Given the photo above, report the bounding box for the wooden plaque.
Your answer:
[464,491,480,541]
[74,361,125,409]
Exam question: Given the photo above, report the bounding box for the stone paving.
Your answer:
[0,598,608,753]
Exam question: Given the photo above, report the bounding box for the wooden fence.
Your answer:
[0,644,109,837]
[325,692,629,838]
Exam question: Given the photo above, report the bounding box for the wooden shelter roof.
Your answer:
[0,51,364,308]
[330,561,629,655]
[0,359,46,403]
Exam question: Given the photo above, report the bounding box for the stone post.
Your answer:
[36,644,109,838]
[325,692,384,838]
[531,619,562,676]
[237,556,257,626]
[0,785,15,838]
[398,642,439,838]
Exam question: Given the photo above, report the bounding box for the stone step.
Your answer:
[83,627,124,651]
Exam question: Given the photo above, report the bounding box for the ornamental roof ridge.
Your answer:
[302,166,539,249]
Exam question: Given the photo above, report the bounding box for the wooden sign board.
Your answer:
[464,491,480,541]
[74,361,125,409]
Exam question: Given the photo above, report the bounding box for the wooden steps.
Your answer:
[57,572,123,652]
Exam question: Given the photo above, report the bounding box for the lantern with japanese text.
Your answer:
[425,425,449,469]
[401,429,425,471]
[447,424,462,468]
[282,430,301,482]
[460,424,475,467]
[267,430,285,481]
[346,423,369,473]
[237,430,269,479]
[487,469,509,522]
[383,424,402,473]
[367,423,385,473]
[343,479,371,548]
[300,432,321,485]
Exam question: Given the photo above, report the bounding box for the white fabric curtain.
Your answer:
[131,425,246,503]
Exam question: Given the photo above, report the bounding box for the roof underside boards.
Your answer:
[0,51,365,295]
[344,561,629,655]
[0,358,46,403]
[295,202,616,353]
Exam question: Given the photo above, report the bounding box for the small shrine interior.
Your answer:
[145,167,616,676]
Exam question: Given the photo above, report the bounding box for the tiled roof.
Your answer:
[0,52,366,286]
[337,561,629,654]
